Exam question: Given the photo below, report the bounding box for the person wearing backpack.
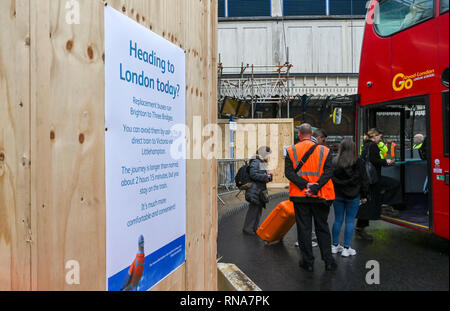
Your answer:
[243,146,273,235]
[356,128,396,241]
[331,138,369,257]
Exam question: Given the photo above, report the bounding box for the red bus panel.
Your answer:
[358,0,449,239]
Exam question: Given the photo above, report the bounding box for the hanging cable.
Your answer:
[279,0,288,63]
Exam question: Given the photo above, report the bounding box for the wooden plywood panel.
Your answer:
[0,0,217,292]
[0,0,31,291]
[184,0,218,291]
[26,0,217,291]
[218,119,294,186]
[30,0,106,291]
[184,0,205,291]
[204,0,218,291]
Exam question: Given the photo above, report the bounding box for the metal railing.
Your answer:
[217,158,248,205]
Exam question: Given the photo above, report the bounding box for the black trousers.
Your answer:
[243,203,263,233]
[294,202,335,266]
[379,176,402,206]
[357,176,402,230]
[356,219,370,229]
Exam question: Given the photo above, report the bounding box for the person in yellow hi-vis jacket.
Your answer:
[360,139,389,160]
[378,140,389,160]
[413,134,427,160]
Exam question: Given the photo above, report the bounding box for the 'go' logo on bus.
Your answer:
[393,73,414,92]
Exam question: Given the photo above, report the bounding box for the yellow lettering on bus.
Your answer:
[393,73,413,92]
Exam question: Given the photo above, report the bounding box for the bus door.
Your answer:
[359,97,432,233]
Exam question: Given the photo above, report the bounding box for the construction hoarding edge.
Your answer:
[0,0,217,291]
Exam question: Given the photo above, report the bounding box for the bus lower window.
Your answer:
[374,0,434,37]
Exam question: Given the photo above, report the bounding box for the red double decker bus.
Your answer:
[357,0,449,239]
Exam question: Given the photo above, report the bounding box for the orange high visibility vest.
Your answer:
[287,140,335,201]
[129,253,145,283]
[389,142,397,158]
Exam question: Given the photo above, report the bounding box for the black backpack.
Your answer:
[235,161,253,190]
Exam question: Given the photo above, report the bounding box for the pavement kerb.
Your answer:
[217,263,262,291]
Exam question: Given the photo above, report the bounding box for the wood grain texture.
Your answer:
[4,0,218,291]
[0,0,31,291]
[30,0,106,291]
[218,119,294,186]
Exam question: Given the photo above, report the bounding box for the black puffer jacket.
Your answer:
[245,157,269,206]
[332,158,369,200]
[357,141,389,220]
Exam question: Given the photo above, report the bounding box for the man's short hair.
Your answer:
[299,123,313,136]
[313,128,328,139]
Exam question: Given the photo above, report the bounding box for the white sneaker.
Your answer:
[332,244,344,254]
[295,241,318,247]
[341,247,357,257]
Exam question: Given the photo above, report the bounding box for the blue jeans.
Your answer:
[332,197,360,248]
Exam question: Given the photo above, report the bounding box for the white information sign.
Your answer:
[105,6,186,291]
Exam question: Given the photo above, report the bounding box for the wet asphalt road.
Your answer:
[217,196,449,291]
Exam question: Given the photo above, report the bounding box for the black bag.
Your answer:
[235,161,252,190]
[364,146,379,185]
[259,189,270,204]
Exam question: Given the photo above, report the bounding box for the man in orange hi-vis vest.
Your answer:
[122,235,145,291]
[385,137,398,160]
[285,123,337,273]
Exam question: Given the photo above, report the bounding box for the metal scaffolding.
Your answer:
[218,62,295,118]
[217,60,360,121]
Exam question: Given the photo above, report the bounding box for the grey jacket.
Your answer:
[245,157,269,206]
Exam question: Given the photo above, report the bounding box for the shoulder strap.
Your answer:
[295,144,319,174]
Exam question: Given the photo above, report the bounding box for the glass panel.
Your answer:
[374,0,434,37]
[358,108,367,155]
[440,0,449,13]
[283,0,327,16]
[289,99,356,154]
[404,106,427,160]
[218,0,226,17]
[329,0,368,15]
[227,0,271,17]
[375,111,403,161]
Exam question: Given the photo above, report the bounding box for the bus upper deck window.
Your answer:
[374,0,435,37]
[441,0,449,14]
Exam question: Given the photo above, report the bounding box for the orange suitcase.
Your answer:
[257,200,296,244]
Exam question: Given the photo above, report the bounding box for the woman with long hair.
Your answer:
[331,138,369,257]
